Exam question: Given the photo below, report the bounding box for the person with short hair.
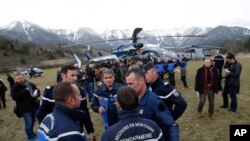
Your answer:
[213,52,224,80]
[111,60,124,84]
[195,58,221,119]
[101,86,164,141]
[11,73,40,141]
[94,63,103,88]
[180,54,189,89]
[125,68,179,141]
[37,65,95,140]
[85,64,95,102]
[56,67,62,83]
[38,82,87,141]
[91,69,123,129]
[220,52,242,112]
[142,62,187,121]
[166,58,178,87]
[0,79,8,108]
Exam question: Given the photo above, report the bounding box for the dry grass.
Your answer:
[0,55,249,141]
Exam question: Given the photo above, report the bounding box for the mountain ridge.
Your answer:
[1,20,250,48]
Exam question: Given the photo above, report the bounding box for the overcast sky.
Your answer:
[1,0,250,31]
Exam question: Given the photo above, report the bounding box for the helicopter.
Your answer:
[20,67,44,77]
[109,27,206,61]
[64,27,205,65]
[163,44,221,60]
[111,43,180,62]
[84,51,119,62]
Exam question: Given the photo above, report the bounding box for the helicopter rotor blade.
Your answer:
[180,44,221,49]
[132,27,143,44]
[61,27,206,48]
[138,34,206,40]
[197,45,221,49]
[61,38,132,48]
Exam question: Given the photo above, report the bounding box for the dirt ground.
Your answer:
[0,95,34,141]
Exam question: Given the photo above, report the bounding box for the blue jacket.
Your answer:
[37,85,55,124]
[91,83,123,128]
[167,63,176,72]
[150,78,187,120]
[156,64,165,73]
[180,57,188,70]
[101,110,164,141]
[37,85,94,134]
[138,89,179,141]
[37,104,87,141]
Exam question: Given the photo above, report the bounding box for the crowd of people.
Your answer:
[0,51,242,141]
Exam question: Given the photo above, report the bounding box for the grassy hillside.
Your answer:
[0,38,74,70]
[0,54,249,141]
[0,37,106,71]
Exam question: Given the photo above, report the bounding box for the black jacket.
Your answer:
[86,67,95,83]
[224,60,242,93]
[7,75,15,88]
[213,55,224,69]
[11,81,40,113]
[195,66,221,94]
[0,80,7,95]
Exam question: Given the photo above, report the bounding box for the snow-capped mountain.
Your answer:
[99,27,213,47]
[218,19,250,29]
[49,27,101,43]
[192,26,250,46]
[0,21,67,45]
[0,20,250,48]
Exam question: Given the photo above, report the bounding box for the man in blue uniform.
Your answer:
[165,58,178,87]
[180,54,189,89]
[36,65,95,140]
[213,52,224,80]
[101,86,164,141]
[142,62,187,121]
[38,82,87,141]
[220,52,242,112]
[91,69,123,129]
[125,68,179,141]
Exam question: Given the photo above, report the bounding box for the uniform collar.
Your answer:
[118,109,139,120]
[139,88,151,106]
[100,83,119,92]
[54,104,86,121]
[151,77,161,89]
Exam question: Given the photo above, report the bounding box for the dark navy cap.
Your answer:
[142,62,155,73]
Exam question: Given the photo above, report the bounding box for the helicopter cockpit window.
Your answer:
[185,49,195,53]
